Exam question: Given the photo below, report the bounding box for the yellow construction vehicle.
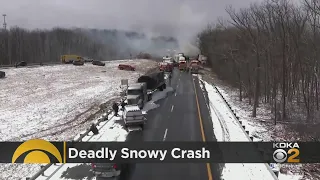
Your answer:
[61,55,83,64]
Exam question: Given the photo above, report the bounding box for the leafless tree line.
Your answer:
[0,27,116,66]
[198,0,320,123]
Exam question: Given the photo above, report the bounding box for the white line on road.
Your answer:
[163,129,168,141]
[171,105,174,112]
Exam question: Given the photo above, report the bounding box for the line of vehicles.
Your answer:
[91,53,207,178]
[159,53,207,74]
[91,70,167,178]
[60,55,105,66]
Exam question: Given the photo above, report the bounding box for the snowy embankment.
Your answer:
[34,87,174,180]
[199,71,304,180]
[35,111,128,180]
[0,59,155,141]
[0,59,158,180]
[198,76,278,180]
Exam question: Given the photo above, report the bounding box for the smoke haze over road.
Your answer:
[0,0,262,55]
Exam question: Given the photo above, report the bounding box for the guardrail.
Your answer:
[207,81,279,180]
[26,99,125,180]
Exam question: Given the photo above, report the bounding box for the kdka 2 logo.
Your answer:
[273,143,300,163]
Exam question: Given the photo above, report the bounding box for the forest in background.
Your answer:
[198,0,320,124]
[0,27,179,66]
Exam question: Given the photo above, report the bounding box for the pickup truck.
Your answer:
[122,105,146,129]
[91,163,126,178]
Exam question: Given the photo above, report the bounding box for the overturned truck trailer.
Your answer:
[137,70,166,92]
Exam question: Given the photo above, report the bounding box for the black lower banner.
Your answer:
[2,139,320,163]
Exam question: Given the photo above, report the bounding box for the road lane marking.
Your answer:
[192,78,213,180]
[171,105,174,112]
[163,129,168,141]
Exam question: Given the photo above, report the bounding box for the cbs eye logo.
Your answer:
[273,148,300,163]
[12,139,63,164]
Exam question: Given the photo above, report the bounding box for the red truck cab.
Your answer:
[159,62,168,71]
[178,60,187,71]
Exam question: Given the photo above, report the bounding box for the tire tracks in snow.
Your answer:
[199,79,230,141]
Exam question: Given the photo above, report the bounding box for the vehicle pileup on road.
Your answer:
[188,59,201,74]
[159,56,174,72]
[123,70,166,131]
[125,70,166,109]
[178,56,188,71]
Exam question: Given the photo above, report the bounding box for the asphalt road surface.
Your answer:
[125,69,223,180]
[53,68,224,180]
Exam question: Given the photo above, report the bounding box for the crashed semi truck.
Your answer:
[126,70,166,109]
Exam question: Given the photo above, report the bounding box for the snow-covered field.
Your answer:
[0,59,156,142]
[0,59,158,180]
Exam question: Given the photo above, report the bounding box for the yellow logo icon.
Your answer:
[12,139,63,163]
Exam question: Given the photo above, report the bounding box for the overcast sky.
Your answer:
[0,0,264,53]
[1,0,265,34]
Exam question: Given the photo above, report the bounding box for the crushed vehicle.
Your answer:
[118,64,135,71]
[91,163,127,178]
[122,105,147,129]
[83,56,94,62]
[0,71,5,78]
[137,70,166,92]
[92,60,105,66]
[125,70,166,109]
[159,62,168,71]
[163,58,174,72]
[15,61,27,67]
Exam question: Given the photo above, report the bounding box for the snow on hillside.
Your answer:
[0,59,157,180]
[0,59,156,142]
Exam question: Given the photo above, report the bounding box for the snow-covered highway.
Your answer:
[1,63,278,180]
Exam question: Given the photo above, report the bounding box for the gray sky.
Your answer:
[0,0,263,53]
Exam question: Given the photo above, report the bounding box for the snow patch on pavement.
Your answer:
[200,78,277,180]
[142,87,174,113]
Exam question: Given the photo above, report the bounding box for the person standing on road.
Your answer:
[169,72,172,85]
[112,102,119,116]
[121,100,126,110]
